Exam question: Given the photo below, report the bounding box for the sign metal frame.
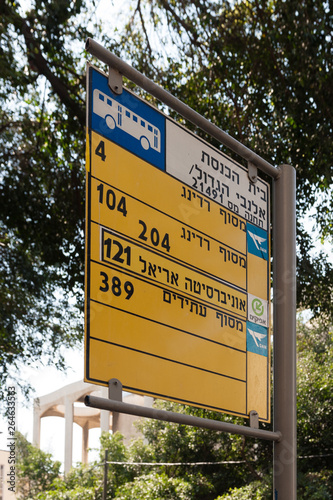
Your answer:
[84,38,297,499]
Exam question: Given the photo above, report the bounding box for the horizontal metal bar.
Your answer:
[85,38,279,180]
[85,395,282,442]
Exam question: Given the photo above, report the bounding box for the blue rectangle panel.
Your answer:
[90,68,166,171]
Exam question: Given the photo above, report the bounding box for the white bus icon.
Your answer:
[93,89,161,153]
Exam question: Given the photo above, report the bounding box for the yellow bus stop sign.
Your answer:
[85,65,271,421]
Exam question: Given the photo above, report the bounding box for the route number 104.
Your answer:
[97,183,127,217]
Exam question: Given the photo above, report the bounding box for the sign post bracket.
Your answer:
[108,378,123,401]
[108,378,122,432]
[108,67,123,95]
[248,162,258,184]
[249,410,259,429]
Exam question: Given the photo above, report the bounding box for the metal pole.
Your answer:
[273,164,297,499]
[86,38,279,180]
[85,395,281,442]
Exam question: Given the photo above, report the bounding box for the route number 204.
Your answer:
[138,220,171,252]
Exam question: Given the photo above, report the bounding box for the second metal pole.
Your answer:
[273,164,297,499]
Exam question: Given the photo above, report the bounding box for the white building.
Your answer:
[33,380,153,473]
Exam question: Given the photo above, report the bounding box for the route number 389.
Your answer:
[99,271,134,300]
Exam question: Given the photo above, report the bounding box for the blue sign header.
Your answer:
[90,68,166,171]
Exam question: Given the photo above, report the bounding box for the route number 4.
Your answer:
[95,140,106,161]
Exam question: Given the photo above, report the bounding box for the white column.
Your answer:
[32,399,41,447]
[100,386,110,434]
[82,423,89,464]
[100,409,110,433]
[64,397,73,474]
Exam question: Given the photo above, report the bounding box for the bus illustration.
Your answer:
[93,89,161,153]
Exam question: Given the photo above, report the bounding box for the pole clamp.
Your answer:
[108,67,123,95]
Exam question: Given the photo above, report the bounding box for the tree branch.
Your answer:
[20,19,85,126]
[158,0,209,57]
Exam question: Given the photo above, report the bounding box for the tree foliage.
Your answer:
[0,0,90,390]
[0,0,332,390]
[114,472,198,500]
[119,402,272,499]
[296,317,333,498]
[36,463,101,500]
[15,431,61,499]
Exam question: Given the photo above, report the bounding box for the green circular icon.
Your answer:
[252,298,264,316]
